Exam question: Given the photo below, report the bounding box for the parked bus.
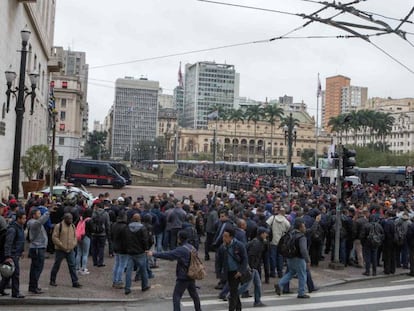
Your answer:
[65,159,126,188]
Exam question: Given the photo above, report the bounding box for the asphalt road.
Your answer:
[84,185,211,202]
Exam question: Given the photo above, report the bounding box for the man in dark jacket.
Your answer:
[360,215,384,276]
[111,211,128,288]
[124,213,150,295]
[91,203,110,267]
[275,218,311,299]
[148,230,201,311]
[217,227,248,311]
[381,210,396,274]
[0,211,26,298]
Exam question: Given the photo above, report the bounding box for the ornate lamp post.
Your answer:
[283,112,297,199]
[5,27,40,197]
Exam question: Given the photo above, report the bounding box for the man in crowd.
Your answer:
[26,207,50,294]
[50,213,81,288]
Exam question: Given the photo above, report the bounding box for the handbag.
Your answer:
[240,267,253,283]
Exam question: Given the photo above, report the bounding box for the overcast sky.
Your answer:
[54,0,414,129]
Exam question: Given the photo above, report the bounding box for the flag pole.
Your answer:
[315,73,321,183]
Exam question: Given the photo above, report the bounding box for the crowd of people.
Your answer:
[1,178,414,310]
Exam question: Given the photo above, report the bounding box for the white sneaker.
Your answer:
[80,269,90,275]
[83,268,89,272]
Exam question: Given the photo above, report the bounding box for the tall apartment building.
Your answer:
[52,49,89,169]
[158,89,174,109]
[173,86,184,126]
[183,61,239,129]
[111,77,159,159]
[0,1,57,197]
[322,75,350,130]
[341,86,368,114]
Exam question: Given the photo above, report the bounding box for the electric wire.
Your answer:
[368,41,414,74]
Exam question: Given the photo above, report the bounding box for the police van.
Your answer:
[65,159,126,188]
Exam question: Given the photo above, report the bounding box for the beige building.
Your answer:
[0,1,57,198]
[167,110,331,164]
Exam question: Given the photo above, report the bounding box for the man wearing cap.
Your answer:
[26,207,50,294]
[275,218,311,299]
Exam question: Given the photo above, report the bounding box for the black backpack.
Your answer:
[90,212,106,234]
[367,222,384,248]
[278,230,299,258]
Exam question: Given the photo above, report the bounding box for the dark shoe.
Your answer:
[274,284,281,296]
[253,302,266,307]
[125,289,131,295]
[49,281,57,287]
[372,271,377,276]
[204,255,210,261]
[29,288,43,294]
[0,291,9,296]
[362,272,370,276]
[12,294,25,298]
[298,294,310,299]
[219,294,228,301]
[72,283,82,288]
[241,291,252,298]
[97,264,106,267]
[265,278,269,284]
[142,286,150,292]
[214,284,224,290]
[309,287,319,293]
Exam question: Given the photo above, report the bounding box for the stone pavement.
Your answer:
[0,240,409,306]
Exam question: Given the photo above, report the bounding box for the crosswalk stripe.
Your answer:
[182,283,414,307]
[378,308,414,311]
[239,294,414,311]
[391,278,414,283]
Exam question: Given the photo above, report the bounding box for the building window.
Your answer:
[58,137,64,145]
[60,111,66,121]
[59,124,65,131]
[61,99,66,108]
[62,81,68,88]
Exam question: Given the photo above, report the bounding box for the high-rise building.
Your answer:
[341,86,368,114]
[173,86,184,126]
[322,75,350,130]
[183,61,239,129]
[158,89,174,109]
[52,49,89,168]
[111,77,159,159]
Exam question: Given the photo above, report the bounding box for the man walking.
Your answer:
[148,230,202,311]
[50,213,81,288]
[217,227,248,311]
[91,202,110,267]
[27,207,50,294]
[0,211,26,298]
[275,218,311,299]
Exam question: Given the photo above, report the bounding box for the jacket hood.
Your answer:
[128,222,144,232]
[275,215,287,223]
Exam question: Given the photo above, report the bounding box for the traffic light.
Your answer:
[342,147,356,176]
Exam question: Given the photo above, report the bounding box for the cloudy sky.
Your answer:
[54,0,414,129]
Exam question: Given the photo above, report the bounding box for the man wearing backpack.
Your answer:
[90,202,110,267]
[50,213,81,288]
[148,230,202,311]
[360,215,384,276]
[275,218,311,299]
[394,212,411,269]
[26,208,50,294]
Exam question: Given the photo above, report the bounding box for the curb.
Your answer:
[0,272,409,305]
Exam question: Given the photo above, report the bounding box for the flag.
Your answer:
[178,62,183,88]
[328,143,335,166]
[317,73,322,98]
[207,110,219,120]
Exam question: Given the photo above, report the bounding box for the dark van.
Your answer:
[65,159,126,189]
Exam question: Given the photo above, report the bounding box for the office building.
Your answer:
[111,77,159,159]
[183,61,239,129]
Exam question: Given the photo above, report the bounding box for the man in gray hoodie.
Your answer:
[27,208,50,294]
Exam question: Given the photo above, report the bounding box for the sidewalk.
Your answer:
[0,246,409,305]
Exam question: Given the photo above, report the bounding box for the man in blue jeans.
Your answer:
[124,213,150,295]
[148,230,201,311]
[274,218,310,299]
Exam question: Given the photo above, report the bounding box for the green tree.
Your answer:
[246,105,264,160]
[84,131,108,160]
[264,104,284,159]
[227,108,245,159]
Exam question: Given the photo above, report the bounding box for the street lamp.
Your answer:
[5,27,40,197]
[283,112,297,199]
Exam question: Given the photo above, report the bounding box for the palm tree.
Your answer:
[246,105,264,161]
[328,115,345,137]
[264,104,284,161]
[376,112,394,152]
[228,108,245,160]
